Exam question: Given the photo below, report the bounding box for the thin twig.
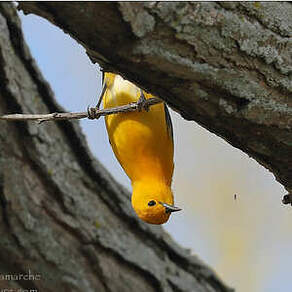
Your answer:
[0,97,162,122]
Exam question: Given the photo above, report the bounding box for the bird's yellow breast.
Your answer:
[103,73,174,186]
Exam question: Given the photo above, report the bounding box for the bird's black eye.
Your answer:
[148,200,156,206]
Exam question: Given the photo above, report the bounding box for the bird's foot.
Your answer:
[87,106,100,120]
[137,90,150,112]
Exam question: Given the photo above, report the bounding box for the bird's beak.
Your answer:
[160,202,182,213]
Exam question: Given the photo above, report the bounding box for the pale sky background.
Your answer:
[19,11,291,292]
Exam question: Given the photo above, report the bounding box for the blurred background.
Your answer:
[19,12,290,292]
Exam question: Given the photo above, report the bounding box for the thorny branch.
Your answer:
[0,97,162,123]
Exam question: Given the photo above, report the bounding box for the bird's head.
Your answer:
[131,181,181,225]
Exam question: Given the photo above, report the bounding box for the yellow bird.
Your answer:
[101,73,181,224]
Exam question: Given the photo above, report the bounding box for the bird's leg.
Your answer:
[137,89,150,112]
[95,80,107,109]
[88,81,107,119]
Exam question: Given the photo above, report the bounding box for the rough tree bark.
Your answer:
[18,1,292,197]
[0,3,231,292]
[0,1,291,291]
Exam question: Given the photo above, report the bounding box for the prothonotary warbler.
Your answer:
[101,73,181,224]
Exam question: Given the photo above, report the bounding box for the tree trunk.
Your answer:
[0,3,231,292]
[18,1,292,197]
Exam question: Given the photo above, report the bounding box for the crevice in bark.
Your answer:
[0,177,9,228]
[80,245,112,292]
[83,242,164,292]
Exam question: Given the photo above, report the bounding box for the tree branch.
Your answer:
[18,1,292,196]
[0,97,162,122]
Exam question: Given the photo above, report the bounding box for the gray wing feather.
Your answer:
[164,104,173,143]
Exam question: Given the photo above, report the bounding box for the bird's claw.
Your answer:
[137,90,150,112]
[87,106,99,119]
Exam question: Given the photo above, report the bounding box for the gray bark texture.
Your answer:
[0,3,232,292]
[18,1,292,196]
[0,1,291,291]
